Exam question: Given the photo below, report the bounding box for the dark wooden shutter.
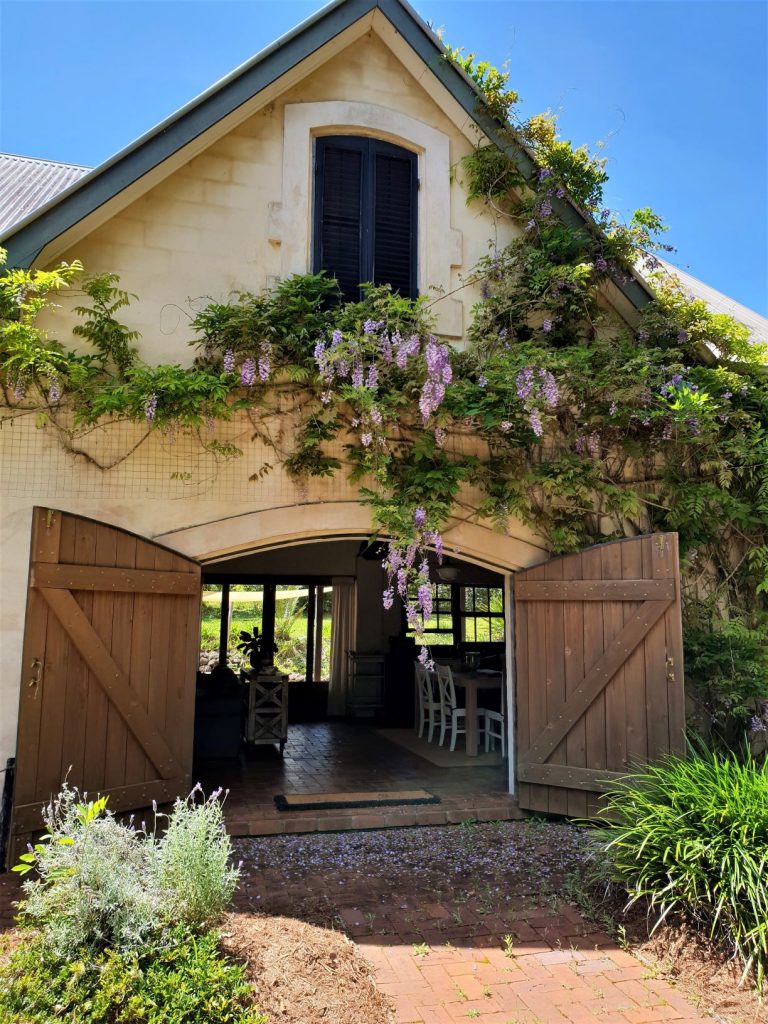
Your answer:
[314,136,417,302]
[373,145,417,298]
[314,139,365,302]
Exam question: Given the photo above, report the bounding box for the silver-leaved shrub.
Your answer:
[16,782,238,955]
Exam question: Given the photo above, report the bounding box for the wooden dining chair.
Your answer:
[435,664,485,751]
[483,675,507,757]
[414,661,441,742]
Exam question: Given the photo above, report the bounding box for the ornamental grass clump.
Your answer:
[599,752,768,990]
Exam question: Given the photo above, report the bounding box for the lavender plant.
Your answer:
[15,782,239,955]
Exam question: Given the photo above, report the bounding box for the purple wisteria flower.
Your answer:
[48,378,61,404]
[363,319,384,335]
[240,358,256,387]
[538,368,558,407]
[382,587,394,610]
[370,406,383,426]
[500,420,512,433]
[12,377,25,400]
[414,507,427,528]
[529,408,543,437]
[516,367,534,401]
[478,374,488,389]
[539,199,552,218]
[542,319,553,333]
[366,365,379,389]
[637,329,649,342]
[609,401,617,416]
[258,355,270,383]
[417,646,434,671]
[594,256,608,272]
[144,393,158,423]
[361,432,373,447]
[434,427,446,448]
[331,329,343,348]
[417,582,433,618]
[419,340,452,422]
[525,219,536,231]
[351,363,365,388]
[223,348,235,374]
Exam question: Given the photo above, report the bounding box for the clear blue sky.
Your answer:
[1,0,766,314]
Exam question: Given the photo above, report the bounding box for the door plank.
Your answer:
[522,599,670,766]
[31,563,199,594]
[601,542,628,777]
[11,776,190,833]
[518,763,628,794]
[544,553,568,814]
[521,563,549,814]
[516,579,675,601]
[563,551,587,817]
[37,588,183,779]
[12,509,62,807]
[581,544,607,818]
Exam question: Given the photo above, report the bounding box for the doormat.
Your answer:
[274,790,440,812]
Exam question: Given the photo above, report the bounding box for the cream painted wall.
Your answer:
[0,27,540,774]
[37,30,516,359]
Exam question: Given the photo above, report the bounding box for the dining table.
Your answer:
[451,669,503,756]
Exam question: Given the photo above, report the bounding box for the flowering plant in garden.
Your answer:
[2,45,767,740]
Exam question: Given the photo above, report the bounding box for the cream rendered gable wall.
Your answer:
[0,28,543,775]
[39,30,514,359]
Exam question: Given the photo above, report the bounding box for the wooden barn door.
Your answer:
[514,533,684,817]
[10,508,201,859]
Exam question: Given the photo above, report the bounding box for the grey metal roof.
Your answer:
[0,153,90,235]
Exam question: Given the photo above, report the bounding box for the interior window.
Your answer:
[460,585,505,643]
[313,135,418,302]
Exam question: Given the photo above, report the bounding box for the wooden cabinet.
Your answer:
[240,670,289,753]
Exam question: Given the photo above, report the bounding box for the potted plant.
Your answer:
[237,625,277,674]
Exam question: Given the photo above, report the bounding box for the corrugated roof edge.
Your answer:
[0,0,654,310]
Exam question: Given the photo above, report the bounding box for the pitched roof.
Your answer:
[0,153,90,235]
[0,0,653,313]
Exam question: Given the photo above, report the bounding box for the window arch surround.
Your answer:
[270,101,463,336]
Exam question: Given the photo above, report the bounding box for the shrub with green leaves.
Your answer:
[0,926,266,1024]
[14,783,238,955]
[599,752,768,989]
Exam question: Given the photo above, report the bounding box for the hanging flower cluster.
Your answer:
[222,343,272,388]
[382,507,445,669]
[515,365,559,437]
[314,317,453,450]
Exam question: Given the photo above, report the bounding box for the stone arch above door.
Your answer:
[154,500,548,571]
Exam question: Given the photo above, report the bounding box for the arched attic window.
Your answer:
[312,135,418,302]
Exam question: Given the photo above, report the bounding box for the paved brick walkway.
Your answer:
[235,825,713,1024]
[352,911,710,1024]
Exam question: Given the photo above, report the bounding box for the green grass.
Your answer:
[599,751,768,990]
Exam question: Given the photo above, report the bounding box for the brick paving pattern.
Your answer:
[234,823,713,1024]
[201,722,521,836]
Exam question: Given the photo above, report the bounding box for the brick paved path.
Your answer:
[235,826,713,1024]
[352,909,711,1024]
